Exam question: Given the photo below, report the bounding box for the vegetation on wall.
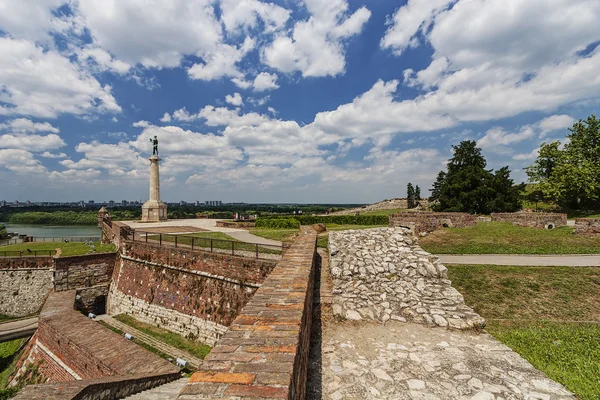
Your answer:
[254,218,300,229]
[0,224,6,239]
[526,114,600,209]
[430,140,525,214]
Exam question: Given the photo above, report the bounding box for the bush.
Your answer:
[255,218,300,229]
[295,215,388,226]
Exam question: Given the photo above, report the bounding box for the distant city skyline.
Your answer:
[1,1,599,202]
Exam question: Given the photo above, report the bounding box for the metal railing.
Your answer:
[0,250,55,258]
[128,230,286,259]
[0,236,101,247]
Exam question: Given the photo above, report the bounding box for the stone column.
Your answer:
[141,155,167,222]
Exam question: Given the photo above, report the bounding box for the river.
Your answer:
[3,223,101,238]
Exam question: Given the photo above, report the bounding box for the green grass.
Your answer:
[420,222,600,254]
[0,338,25,390]
[148,231,282,255]
[448,264,600,399]
[249,228,299,242]
[114,314,211,360]
[0,241,116,257]
[358,208,410,216]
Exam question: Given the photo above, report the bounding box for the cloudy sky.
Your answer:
[1,0,599,203]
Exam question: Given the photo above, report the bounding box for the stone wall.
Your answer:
[574,218,600,236]
[179,229,318,399]
[389,212,477,234]
[108,245,277,345]
[75,284,110,315]
[0,268,53,317]
[491,212,567,228]
[54,253,116,291]
[329,228,484,330]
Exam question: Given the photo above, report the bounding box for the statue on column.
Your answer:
[149,136,159,156]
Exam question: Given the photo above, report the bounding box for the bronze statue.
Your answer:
[149,135,159,156]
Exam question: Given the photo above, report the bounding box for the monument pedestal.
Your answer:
[141,155,168,222]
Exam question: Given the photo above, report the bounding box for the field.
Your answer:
[448,264,600,399]
[0,241,116,257]
[420,222,600,254]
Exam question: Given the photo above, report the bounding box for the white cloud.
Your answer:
[478,126,536,151]
[252,72,279,92]
[225,93,244,106]
[0,133,66,152]
[172,108,199,122]
[61,141,146,174]
[231,77,253,90]
[219,0,290,34]
[263,0,371,77]
[0,37,121,118]
[513,148,540,161]
[539,114,576,136]
[0,118,59,134]
[159,113,172,123]
[0,149,46,174]
[41,151,68,159]
[188,38,254,81]
[198,106,268,127]
[132,120,151,128]
[0,0,70,44]
[78,46,131,74]
[381,0,454,55]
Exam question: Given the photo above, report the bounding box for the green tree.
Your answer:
[0,223,7,239]
[433,140,523,214]
[526,115,600,209]
[429,171,446,202]
[415,185,421,204]
[407,183,416,208]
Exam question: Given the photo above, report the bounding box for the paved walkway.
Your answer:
[122,219,281,246]
[96,315,203,369]
[0,317,38,342]
[437,254,600,266]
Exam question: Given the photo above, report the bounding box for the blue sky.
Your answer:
[1,0,599,203]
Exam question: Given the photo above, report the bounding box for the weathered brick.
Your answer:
[189,372,256,385]
[224,384,289,398]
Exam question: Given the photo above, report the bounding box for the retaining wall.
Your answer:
[574,218,600,236]
[216,221,256,228]
[54,253,116,291]
[389,212,477,234]
[491,212,567,228]
[179,229,318,400]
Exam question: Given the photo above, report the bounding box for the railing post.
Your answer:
[191,237,194,251]
[256,243,259,259]
[232,240,235,256]
[210,239,213,253]
[160,233,162,246]
[175,235,178,248]
[145,232,148,243]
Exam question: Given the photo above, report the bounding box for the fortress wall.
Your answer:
[53,252,116,291]
[180,229,318,400]
[389,212,477,234]
[491,212,567,228]
[108,244,278,346]
[574,218,600,236]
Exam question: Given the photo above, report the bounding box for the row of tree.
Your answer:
[406,183,422,208]
[425,114,599,214]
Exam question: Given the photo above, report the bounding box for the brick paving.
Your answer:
[97,315,204,369]
[178,228,318,399]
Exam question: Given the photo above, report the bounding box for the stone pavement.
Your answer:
[96,315,204,369]
[0,316,38,342]
[124,377,189,400]
[437,254,600,266]
[321,321,575,400]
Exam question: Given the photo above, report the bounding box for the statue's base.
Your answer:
[141,200,168,222]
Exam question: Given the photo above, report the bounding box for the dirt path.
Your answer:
[437,254,600,266]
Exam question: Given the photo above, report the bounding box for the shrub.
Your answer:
[255,218,300,229]
[294,215,388,225]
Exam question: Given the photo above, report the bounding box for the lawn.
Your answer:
[448,264,600,399]
[249,228,299,243]
[114,314,211,359]
[359,208,411,216]
[0,241,116,257]
[419,222,600,254]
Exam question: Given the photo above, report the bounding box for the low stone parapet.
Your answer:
[179,229,318,399]
[491,212,567,228]
[328,227,484,330]
[574,218,600,236]
[389,212,477,234]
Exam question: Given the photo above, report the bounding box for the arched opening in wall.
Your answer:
[546,223,555,230]
[94,295,107,315]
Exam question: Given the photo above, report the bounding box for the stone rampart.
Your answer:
[54,252,116,291]
[389,212,477,234]
[0,268,53,317]
[491,212,567,228]
[329,228,484,330]
[11,290,178,387]
[574,218,600,236]
[179,229,318,399]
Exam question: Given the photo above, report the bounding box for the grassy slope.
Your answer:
[0,241,116,257]
[420,222,600,254]
[448,264,600,399]
[249,228,299,242]
[0,338,25,390]
[114,314,211,359]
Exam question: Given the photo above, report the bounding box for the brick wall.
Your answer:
[491,212,567,228]
[53,252,116,291]
[179,229,318,400]
[0,257,53,270]
[12,290,178,386]
[574,218,600,236]
[389,212,477,234]
[124,242,276,284]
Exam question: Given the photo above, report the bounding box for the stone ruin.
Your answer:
[328,227,485,329]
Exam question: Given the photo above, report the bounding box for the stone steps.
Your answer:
[97,315,204,369]
[122,377,188,399]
